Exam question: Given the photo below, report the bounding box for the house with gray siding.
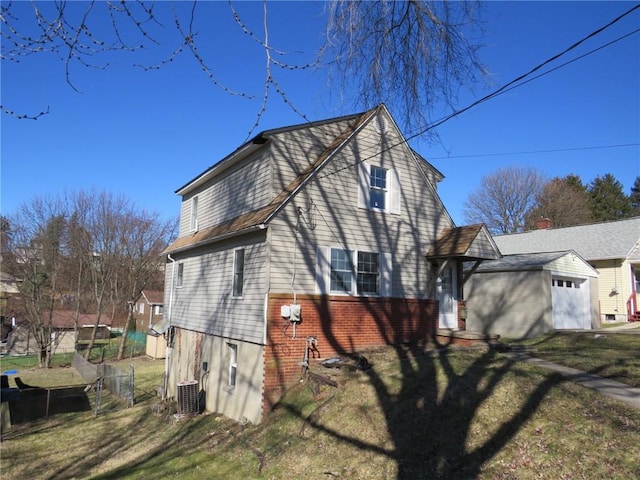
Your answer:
[161,105,500,423]
[463,251,600,339]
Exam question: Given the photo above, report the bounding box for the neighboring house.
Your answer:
[3,311,113,355]
[494,217,640,323]
[134,290,164,331]
[51,311,113,353]
[161,105,501,423]
[464,251,600,339]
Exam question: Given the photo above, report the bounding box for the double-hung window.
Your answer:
[330,249,353,293]
[369,166,387,210]
[232,248,245,297]
[358,162,400,214]
[320,247,388,296]
[357,251,380,295]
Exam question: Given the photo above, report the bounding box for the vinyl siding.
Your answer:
[593,259,632,318]
[465,270,553,338]
[466,231,499,259]
[178,149,272,237]
[546,254,598,278]
[165,231,268,345]
[268,110,453,299]
[269,118,358,194]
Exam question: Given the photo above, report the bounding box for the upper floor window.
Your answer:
[358,162,400,214]
[233,248,245,297]
[369,166,387,210]
[190,196,199,232]
[154,305,164,315]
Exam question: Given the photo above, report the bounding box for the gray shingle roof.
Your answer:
[473,251,571,272]
[493,217,640,261]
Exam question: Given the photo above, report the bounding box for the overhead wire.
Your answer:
[316,3,640,181]
[428,143,640,161]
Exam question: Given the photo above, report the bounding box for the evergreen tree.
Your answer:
[630,176,640,215]
[588,173,633,221]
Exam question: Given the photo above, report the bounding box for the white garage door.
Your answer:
[551,277,590,329]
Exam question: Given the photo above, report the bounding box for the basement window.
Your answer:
[227,343,238,390]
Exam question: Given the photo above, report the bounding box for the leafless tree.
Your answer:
[4,190,175,365]
[525,176,593,229]
[4,196,70,367]
[1,1,485,136]
[323,1,485,134]
[463,166,547,235]
[113,210,176,360]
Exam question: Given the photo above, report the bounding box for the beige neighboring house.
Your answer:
[50,311,113,353]
[493,217,640,323]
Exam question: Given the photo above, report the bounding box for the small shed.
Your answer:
[464,250,599,339]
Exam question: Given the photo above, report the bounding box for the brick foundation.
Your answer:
[263,293,438,414]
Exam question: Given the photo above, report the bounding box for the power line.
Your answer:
[317,3,640,181]
[429,143,640,161]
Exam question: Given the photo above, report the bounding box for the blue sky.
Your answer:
[2,1,639,226]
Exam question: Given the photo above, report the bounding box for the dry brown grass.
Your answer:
[2,343,640,479]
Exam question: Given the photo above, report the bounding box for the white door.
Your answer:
[438,267,458,329]
[552,277,590,329]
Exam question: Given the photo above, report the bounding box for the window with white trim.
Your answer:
[227,343,238,388]
[190,196,199,232]
[330,249,353,293]
[137,302,145,314]
[369,166,387,210]
[318,247,390,296]
[357,251,380,295]
[232,248,245,297]
[177,263,184,288]
[358,162,401,214]
[154,305,164,315]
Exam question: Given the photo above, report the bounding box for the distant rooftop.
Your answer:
[493,216,640,261]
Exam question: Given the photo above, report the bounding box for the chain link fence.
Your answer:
[72,353,134,414]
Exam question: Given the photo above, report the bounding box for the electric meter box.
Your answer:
[280,305,291,318]
[290,304,301,322]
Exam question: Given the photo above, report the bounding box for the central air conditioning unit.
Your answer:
[177,380,199,414]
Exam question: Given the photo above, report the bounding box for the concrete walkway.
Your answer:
[503,350,640,410]
[503,322,640,410]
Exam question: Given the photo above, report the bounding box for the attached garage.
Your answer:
[464,250,599,339]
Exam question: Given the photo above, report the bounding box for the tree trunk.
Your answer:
[117,310,135,360]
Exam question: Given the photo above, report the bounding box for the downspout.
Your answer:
[163,253,177,401]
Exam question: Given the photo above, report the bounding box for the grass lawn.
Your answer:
[1,336,639,479]
[510,330,640,387]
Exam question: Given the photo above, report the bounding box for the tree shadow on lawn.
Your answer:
[281,343,566,479]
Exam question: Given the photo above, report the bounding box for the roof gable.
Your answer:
[165,104,460,255]
[472,250,598,277]
[426,224,501,260]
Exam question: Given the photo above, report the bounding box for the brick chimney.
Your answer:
[535,217,552,230]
